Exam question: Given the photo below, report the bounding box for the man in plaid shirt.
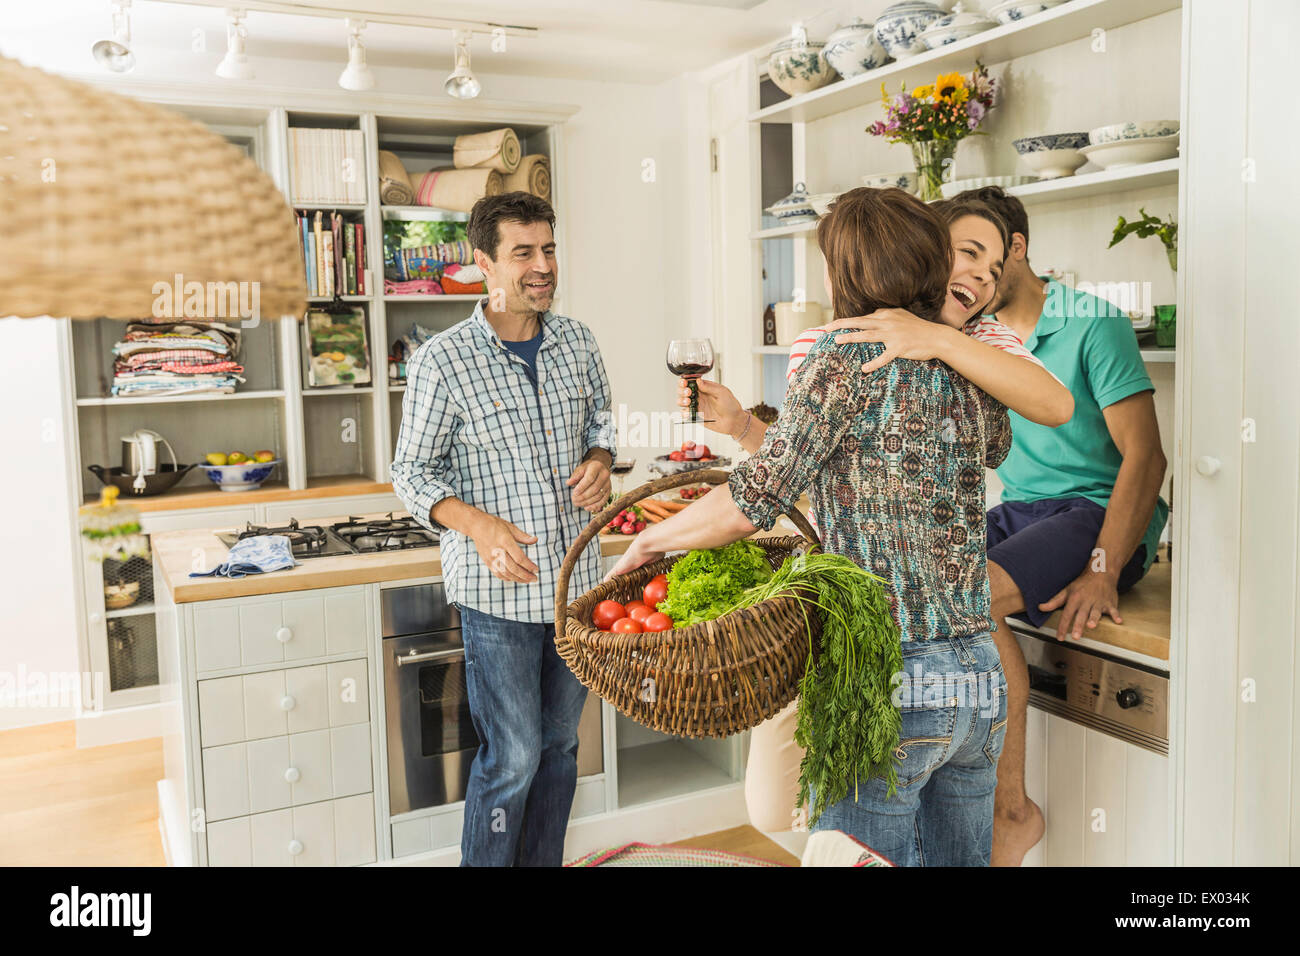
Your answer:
[391,192,615,867]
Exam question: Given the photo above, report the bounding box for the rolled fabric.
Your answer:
[413,167,504,214]
[502,154,551,201]
[377,150,415,206]
[453,128,521,174]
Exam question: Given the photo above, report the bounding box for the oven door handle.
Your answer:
[396,646,464,667]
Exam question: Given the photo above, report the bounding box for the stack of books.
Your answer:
[297,210,367,297]
[288,128,367,204]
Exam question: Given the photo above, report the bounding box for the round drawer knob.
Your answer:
[284,766,301,784]
[287,839,303,856]
[279,695,296,711]
[1196,455,1221,476]
[275,626,293,644]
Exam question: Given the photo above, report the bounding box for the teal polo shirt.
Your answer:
[996,280,1169,571]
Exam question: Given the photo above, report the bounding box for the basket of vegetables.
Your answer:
[555,470,818,739]
[556,469,908,821]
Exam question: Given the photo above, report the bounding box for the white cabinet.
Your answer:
[202,724,374,821]
[206,793,377,867]
[197,659,369,747]
[192,588,368,673]
[1024,707,1170,867]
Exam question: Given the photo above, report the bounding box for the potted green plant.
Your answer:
[1109,209,1177,347]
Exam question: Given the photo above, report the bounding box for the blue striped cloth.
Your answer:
[391,299,616,623]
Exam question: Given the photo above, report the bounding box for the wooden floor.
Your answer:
[0,721,798,867]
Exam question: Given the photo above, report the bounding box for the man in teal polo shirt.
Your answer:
[955,187,1169,867]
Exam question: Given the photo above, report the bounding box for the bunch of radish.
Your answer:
[605,505,646,535]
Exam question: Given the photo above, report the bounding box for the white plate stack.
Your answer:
[1080,120,1181,170]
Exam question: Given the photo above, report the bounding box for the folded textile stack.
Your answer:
[384,278,443,296]
[110,320,244,397]
[414,167,504,213]
[377,150,415,205]
[453,128,521,174]
[441,263,487,295]
[502,154,551,202]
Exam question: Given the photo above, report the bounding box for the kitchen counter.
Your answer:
[151,505,1171,662]
[1009,558,1171,662]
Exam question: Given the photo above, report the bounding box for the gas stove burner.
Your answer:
[330,514,438,553]
[217,517,356,559]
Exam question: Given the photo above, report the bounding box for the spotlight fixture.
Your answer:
[215,8,254,80]
[338,18,376,91]
[443,29,480,100]
[91,0,136,74]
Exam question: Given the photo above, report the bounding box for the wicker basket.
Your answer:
[554,469,822,739]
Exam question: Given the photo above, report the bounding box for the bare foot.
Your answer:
[991,798,1044,867]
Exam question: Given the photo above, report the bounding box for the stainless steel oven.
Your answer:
[383,583,477,815]
[382,583,604,816]
[1011,625,1168,755]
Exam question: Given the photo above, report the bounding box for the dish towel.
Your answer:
[502,154,551,201]
[190,535,297,579]
[453,128,521,174]
[414,167,504,213]
[378,150,415,205]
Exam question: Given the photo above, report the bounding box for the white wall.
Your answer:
[0,38,698,730]
[0,319,83,729]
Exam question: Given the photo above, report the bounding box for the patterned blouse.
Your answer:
[729,334,1012,642]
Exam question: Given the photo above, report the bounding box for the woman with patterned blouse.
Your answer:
[607,187,1012,865]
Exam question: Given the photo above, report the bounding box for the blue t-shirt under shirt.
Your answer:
[502,329,542,387]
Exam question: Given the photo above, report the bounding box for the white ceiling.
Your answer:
[4,0,896,83]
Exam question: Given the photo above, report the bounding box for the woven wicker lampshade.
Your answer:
[0,56,305,322]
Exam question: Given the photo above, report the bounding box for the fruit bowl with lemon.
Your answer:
[198,450,279,492]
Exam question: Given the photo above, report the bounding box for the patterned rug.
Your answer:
[565,842,789,867]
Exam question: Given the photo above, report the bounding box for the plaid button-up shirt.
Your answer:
[391,300,616,623]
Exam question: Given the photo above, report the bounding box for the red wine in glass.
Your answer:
[666,338,715,424]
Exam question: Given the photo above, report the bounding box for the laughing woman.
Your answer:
[680,197,1073,835]
[606,187,1012,866]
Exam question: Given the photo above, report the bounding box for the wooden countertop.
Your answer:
[88,474,394,513]
[152,499,1171,662]
[1008,558,1171,661]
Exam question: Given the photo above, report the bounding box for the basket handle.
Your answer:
[554,467,821,630]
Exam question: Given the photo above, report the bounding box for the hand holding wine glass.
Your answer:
[666,338,715,424]
[675,379,744,435]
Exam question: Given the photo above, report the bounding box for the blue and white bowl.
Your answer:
[988,0,1067,24]
[861,171,920,195]
[1014,132,1091,153]
[766,182,818,223]
[1013,133,1090,179]
[198,459,280,492]
[824,18,891,78]
[919,2,996,49]
[873,1,946,60]
[768,39,837,97]
[1089,120,1181,145]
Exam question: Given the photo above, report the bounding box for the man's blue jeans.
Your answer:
[811,632,1007,866]
[457,604,590,866]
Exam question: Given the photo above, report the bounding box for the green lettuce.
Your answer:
[658,541,773,626]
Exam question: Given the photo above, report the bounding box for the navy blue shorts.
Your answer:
[986,497,1149,628]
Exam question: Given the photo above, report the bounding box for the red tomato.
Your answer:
[627,604,652,623]
[668,451,685,462]
[592,600,626,630]
[696,445,711,459]
[643,573,668,608]
[611,617,643,633]
[643,612,674,632]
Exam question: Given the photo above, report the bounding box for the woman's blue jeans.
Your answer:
[811,632,1007,866]
[457,604,590,867]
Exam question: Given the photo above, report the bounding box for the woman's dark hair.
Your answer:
[948,185,1029,245]
[817,187,951,322]
[467,191,557,261]
[931,197,1010,261]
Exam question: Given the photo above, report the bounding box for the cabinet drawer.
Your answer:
[205,792,376,867]
[193,588,368,672]
[202,723,374,821]
[198,658,369,747]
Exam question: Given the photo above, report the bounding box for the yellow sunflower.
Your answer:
[912,84,933,101]
[932,72,969,104]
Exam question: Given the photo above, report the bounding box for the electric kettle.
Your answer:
[121,429,178,492]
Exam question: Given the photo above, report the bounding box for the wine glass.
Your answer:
[667,338,715,424]
[611,457,636,499]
